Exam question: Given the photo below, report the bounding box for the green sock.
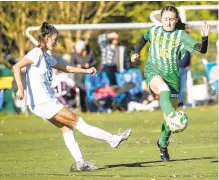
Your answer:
[159,121,171,148]
[159,91,174,116]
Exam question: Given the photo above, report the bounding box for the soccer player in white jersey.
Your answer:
[131,6,209,162]
[13,22,131,172]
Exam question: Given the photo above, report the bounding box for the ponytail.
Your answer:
[175,18,186,30]
[37,22,58,48]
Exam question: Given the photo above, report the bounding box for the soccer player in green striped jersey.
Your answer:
[131,6,209,161]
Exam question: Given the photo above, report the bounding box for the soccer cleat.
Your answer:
[70,160,97,172]
[157,140,170,162]
[109,129,132,148]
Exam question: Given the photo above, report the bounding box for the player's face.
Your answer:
[112,38,119,46]
[161,11,178,31]
[46,33,58,51]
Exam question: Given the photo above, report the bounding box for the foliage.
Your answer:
[0,2,127,57]
[0,1,218,71]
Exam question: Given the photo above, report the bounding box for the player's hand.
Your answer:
[131,53,140,62]
[77,64,82,68]
[201,21,209,37]
[108,32,119,39]
[84,63,89,69]
[86,67,97,75]
[16,88,24,100]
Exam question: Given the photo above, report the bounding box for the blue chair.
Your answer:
[202,59,219,92]
[84,72,125,112]
[116,68,143,101]
[0,90,4,110]
[84,72,109,103]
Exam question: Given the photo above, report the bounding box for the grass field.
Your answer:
[0,105,218,180]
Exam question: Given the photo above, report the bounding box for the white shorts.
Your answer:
[28,98,64,120]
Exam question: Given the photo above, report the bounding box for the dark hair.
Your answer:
[175,19,186,30]
[38,22,58,47]
[161,6,185,30]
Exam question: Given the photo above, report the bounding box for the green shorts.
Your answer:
[145,71,179,98]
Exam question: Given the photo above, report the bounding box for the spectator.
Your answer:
[98,32,130,85]
[71,40,97,112]
[127,81,159,112]
[52,69,77,109]
[178,24,191,107]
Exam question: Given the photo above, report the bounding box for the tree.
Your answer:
[0,1,217,61]
[0,2,129,56]
[47,2,128,53]
[0,2,50,57]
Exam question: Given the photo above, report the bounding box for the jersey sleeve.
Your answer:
[50,57,57,67]
[143,27,152,41]
[181,31,197,52]
[25,47,43,66]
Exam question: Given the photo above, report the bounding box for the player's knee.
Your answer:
[74,117,88,129]
[61,126,72,133]
[158,83,170,93]
[68,113,79,127]
[71,112,79,121]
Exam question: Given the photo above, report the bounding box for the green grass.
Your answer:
[0,106,218,180]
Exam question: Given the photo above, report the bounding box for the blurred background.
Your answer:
[0,1,218,114]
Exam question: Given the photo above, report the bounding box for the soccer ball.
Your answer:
[166,111,188,133]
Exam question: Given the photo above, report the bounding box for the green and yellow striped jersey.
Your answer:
[144,25,197,92]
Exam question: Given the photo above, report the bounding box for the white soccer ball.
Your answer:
[166,111,188,133]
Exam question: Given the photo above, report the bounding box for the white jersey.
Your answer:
[25,47,57,106]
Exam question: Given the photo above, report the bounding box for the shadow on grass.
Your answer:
[210,160,218,163]
[1,172,217,179]
[103,156,217,169]
[0,156,217,178]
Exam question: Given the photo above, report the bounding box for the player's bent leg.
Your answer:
[157,97,179,162]
[150,76,174,117]
[149,75,164,94]
[150,76,177,162]
[157,121,171,162]
[49,119,97,172]
[74,117,131,148]
[53,107,79,127]
[53,107,131,149]
[49,120,84,162]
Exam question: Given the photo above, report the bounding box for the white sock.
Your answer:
[74,117,113,142]
[63,130,84,163]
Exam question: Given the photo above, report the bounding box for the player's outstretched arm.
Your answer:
[194,21,209,54]
[53,63,97,75]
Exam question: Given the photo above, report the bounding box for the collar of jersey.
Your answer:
[161,26,176,33]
